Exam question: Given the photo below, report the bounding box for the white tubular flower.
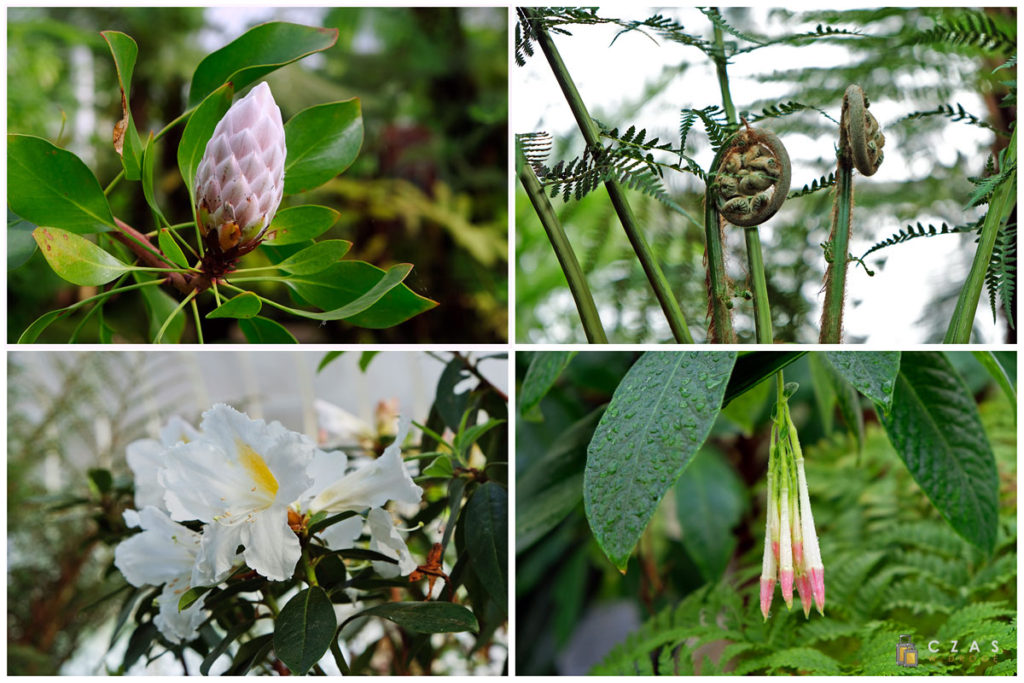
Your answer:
[159,404,315,583]
[759,464,776,621]
[366,507,417,578]
[778,462,794,609]
[125,416,199,511]
[194,82,286,253]
[795,442,825,615]
[114,506,208,644]
[306,419,422,515]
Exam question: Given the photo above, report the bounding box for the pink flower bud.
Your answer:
[760,467,777,621]
[195,82,286,253]
[795,444,825,615]
[760,576,776,621]
[778,484,794,609]
[796,572,812,618]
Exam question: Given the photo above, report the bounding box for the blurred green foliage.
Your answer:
[8,7,507,343]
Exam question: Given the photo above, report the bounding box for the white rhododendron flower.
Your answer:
[194,82,286,252]
[367,507,417,578]
[125,416,199,511]
[160,404,314,582]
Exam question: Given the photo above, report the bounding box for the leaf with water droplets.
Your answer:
[824,352,900,413]
[584,352,737,572]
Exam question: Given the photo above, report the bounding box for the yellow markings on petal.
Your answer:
[237,439,279,499]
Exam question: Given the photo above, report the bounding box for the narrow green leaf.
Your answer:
[829,362,865,453]
[276,239,351,274]
[177,586,208,612]
[284,99,363,194]
[318,350,344,373]
[808,353,837,434]
[34,227,129,285]
[343,601,478,634]
[519,351,576,420]
[723,351,806,407]
[358,350,378,372]
[19,309,66,343]
[825,351,901,413]
[465,483,508,614]
[102,31,144,181]
[140,133,168,225]
[207,292,262,319]
[276,263,415,321]
[200,619,250,676]
[971,351,1016,421]
[584,351,738,571]
[225,633,273,675]
[273,587,337,675]
[176,83,234,199]
[188,22,339,106]
[122,622,158,671]
[435,358,472,431]
[878,352,999,552]
[140,280,185,344]
[441,477,467,553]
[238,316,298,343]
[158,228,188,268]
[455,418,506,461]
[263,205,340,245]
[9,135,116,234]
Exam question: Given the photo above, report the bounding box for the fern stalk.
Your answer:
[517,149,609,343]
[529,12,694,343]
[702,183,736,342]
[819,160,853,343]
[945,126,1017,343]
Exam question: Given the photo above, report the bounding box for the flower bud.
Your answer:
[778,482,794,609]
[796,451,825,615]
[760,466,777,621]
[195,82,286,253]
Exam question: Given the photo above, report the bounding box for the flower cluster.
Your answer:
[760,382,824,620]
[114,404,422,643]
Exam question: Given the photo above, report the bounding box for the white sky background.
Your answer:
[513,6,1006,344]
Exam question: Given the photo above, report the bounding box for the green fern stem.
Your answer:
[745,227,774,343]
[518,149,609,343]
[712,22,737,125]
[819,158,853,343]
[701,195,736,343]
[530,13,694,343]
[945,126,1017,343]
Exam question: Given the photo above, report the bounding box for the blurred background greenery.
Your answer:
[515,351,1016,674]
[515,7,1015,344]
[8,7,508,343]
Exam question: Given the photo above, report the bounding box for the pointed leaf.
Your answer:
[278,262,415,321]
[825,351,901,413]
[284,99,363,194]
[276,239,352,274]
[139,277,185,343]
[158,228,189,268]
[584,351,737,571]
[465,483,508,614]
[177,83,234,199]
[140,133,168,225]
[9,134,116,234]
[102,31,144,180]
[519,351,576,420]
[238,315,298,343]
[8,212,37,269]
[675,448,747,582]
[34,227,129,285]
[263,205,340,245]
[207,292,262,319]
[343,601,478,634]
[273,587,336,675]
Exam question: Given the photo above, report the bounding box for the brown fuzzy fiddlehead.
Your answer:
[713,124,792,227]
[842,85,885,176]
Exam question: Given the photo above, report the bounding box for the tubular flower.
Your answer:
[760,378,825,618]
[194,82,286,254]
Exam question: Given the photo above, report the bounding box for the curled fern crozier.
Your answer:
[714,126,791,227]
[843,85,885,176]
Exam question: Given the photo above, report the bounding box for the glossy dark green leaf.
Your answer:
[317,350,344,372]
[343,601,478,634]
[34,227,129,285]
[465,483,508,614]
[830,361,865,453]
[225,633,273,675]
[584,351,737,572]
[674,448,747,582]
[878,352,998,552]
[808,353,837,434]
[102,31,144,181]
[207,292,262,319]
[454,418,505,461]
[285,261,436,325]
[276,239,351,275]
[435,358,472,431]
[177,83,234,199]
[441,477,467,552]
[9,135,116,234]
[274,587,336,675]
[238,316,298,343]
[122,622,158,671]
[723,351,805,407]
[284,99,363,194]
[825,351,901,413]
[200,619,250,676]
[263,205,340,245]
[188,22,339,106]
[158,228,189,269]
[8,212,37,269]
[519,351,576,420]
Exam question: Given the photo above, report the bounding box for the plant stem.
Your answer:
[819,158,853,343]
[945,127,1017,343]
[711,21,737,125]
[191,298,204,344]
[518,150,608,343]
[745,227,774,343]
[154,289,197,343]
[104,170,125,196]
[531,14,693,343]
[302,545,319,587]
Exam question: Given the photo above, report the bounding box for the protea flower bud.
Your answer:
[195,82,286,254]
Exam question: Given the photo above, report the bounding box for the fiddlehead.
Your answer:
[712,124,792,227]
[842,85,885,176]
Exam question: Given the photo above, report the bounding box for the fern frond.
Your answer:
[985,219,1016,327]
[681,105,735,154]
[678,108,698,155]
[907,11,1016,53]
[966,159,1016,209]
[898,102,1004,135]
[743,99,839,125]
[516,132,553,174]
[858,219,984,261]
[735,23,863,54]
[610,14,713,54]
[699,7,765,47]
[734,647,842,675]
[789,171,837,199]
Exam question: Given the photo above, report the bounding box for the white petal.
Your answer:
[320,515,364,551]
[192,523,244,587]
[314,399,374,448]
[160,416,200,446]
[241,508,301,582]
[302,448,350,505]
[114,507,199,587]
[155,584,206,645]
[161,439,260,523]
[367,507,417,578]
[125,438,167,511]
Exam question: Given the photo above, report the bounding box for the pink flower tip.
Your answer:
[796,574,812,618]
[772,541,779,564]
[792,541,804,567]
[780,569,794,608]
[760,577,775,620]
[810,567,825,615]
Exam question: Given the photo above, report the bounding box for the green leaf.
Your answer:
[343,601,478,634]
[422,455,454,478]
[87,467,113,494]
[34,227,129,285]
[584,351,738,572]
[176,82,234,200]
[674,449,747,582]
[201,619,250,676]
[19,309,66,343]
[825,351,901,413]
[358,351,379,372]
[719,377,770,437]
[877,352,999,552]
[284,261,436,324]
[238,316,298,343]
[829,362,865,453]
[273,587,337,675]
[465,483,508,614]
[435,358,472,431]
[188,22,339,106]
[318,350,344,373]
[207,292,262,319]
[102,31,144,181]
[158,228,188,269]
[8,135,116,234]
[177,586,208,612]
[139,278,185,344]
[276,239,351,274]
[225,633,273,675]
[284,99,363,194]
[441,477,467,553]
[140,133,168,225]
[455,418,506,461]
[971,351,1016,421]
[8,212,37,269]
[519,351,576,420]
[723,351,806,407]
[122,622,158,671]
[263,205,341,245]
[808,353,837,434]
